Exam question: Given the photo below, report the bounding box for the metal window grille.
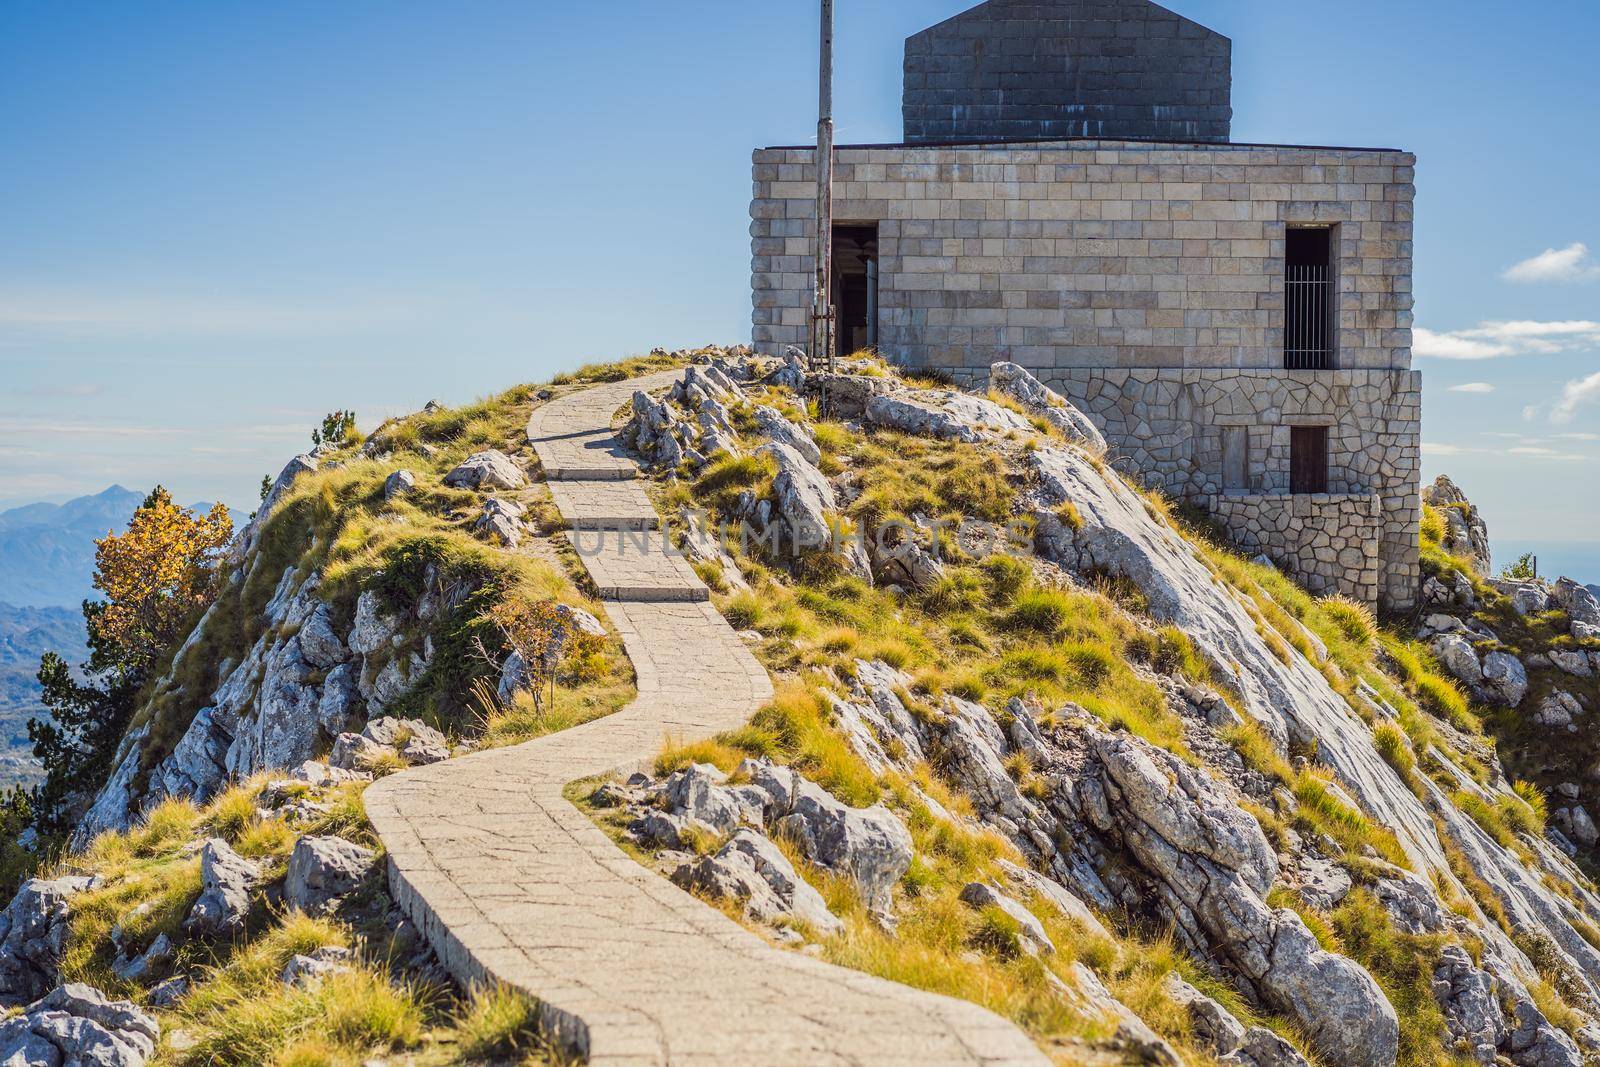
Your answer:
[1284,264,1332,369]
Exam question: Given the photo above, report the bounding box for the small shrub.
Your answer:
[451,984,544,1061]
[1003,589,1073,635]
[1502,552,1538,581]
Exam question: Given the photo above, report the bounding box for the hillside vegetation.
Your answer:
[4,348,1600,1067]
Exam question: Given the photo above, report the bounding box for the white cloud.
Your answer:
[1414,320,1600,360]
[1446,382,1496,394]
[1552,370,1600,425]
[1504,242,1600,283]
[1508,445,1587,460]
[1422,442,1478,456]
[1556,432,1600,441]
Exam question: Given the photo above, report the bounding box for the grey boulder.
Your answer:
[1481,651,1529,707]
[442,449,527,490]
[285,836,376,916]
[0,984,159,1067]
[672,828,842,936]
[184,838,260,937]
[958,882,1055,956]
[771,778,912,923]
[0,876,97,1005]
[989,361,1107,451]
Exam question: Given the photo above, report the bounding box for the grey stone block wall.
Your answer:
[904,0,1231,144]
[749,138,1420,610]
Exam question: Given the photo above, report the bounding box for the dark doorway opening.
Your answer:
[1289,426,1330,494]
[833,224,878,356]
[1284,226,1334,370]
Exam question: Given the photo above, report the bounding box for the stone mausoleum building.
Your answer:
[749,0,1421,612]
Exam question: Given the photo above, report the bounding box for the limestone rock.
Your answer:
[1430,632,1483,686]
[1160,973,1248,1058]
[662,763,762,834]
[1554,805,1598,848]
[1535,691,1583,729]
[281,945,354,988]
[868,534,946,592]
[473,497,526,548]
[111,932,173,984]
[1423,476,1492,575]
[1064,962,1183,1066]
[1432,945,1504,1065]
[763,440,837,549]
[0,984,159,1067]
[1549,649,1593,678]
[754,406,820,465]
[147,976,187,1008]
[285,836,376,916]
[1076,730,1398,1067]
[1371,868,1449,935]
[739,765,912,923]
[958,882,1054,955]
[442,449,527,491]
[864,390,1029,442]
[348,589,402,657]
[672,828,843,936]
[989,361,1107,451]
[184,838,260,937]
[1482,651,1529,708]
[382,469,417,500]
[238,454,318,557]
[993,859,1111,941]
[0,876,96,1005]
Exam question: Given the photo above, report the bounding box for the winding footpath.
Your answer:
[365,371,1047,1066]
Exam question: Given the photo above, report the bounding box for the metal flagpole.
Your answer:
[811,0,836,411]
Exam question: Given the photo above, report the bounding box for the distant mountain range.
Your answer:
[0,485,148,608]
[0,604,83,788]
[0,485,211,788]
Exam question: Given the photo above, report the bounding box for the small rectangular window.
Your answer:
[1290,426,1329,494]
[1285,226,1334,369]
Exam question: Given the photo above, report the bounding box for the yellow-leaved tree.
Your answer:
[86,487,233,675]
[25,487,233,840]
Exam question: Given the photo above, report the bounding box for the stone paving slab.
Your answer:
[549,480,661,530]
[569,530,709,602]
[365,371,1048,1066]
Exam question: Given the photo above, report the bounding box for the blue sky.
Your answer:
[1,1,1596,574]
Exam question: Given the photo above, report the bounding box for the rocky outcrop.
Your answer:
[759,440,872,579]
[1162,973,1310,1067]
[473,497,527,547]
[1077,730,1398,1067]
[1424,475,1492,575]
[281,945,354,988]
[864,390,1029,442]
[184,838,260,937]
[989,362,1107,451]
[286,835,377,916]
[442,449,527,491]
[671,829,843,936]
[77,560,465,843]
[610,758,910,928]
[0,876,96,1005]
[958,882,1055,955]
[0,984,159,1067]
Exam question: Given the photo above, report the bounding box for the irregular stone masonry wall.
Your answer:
[1210,492,1382,603]
[750,139,1420,610]
[1039,366,1419,610]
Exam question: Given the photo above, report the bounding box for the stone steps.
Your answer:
[365,368,1049,1067]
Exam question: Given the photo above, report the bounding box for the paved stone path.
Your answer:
[365,371,1047,1066]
